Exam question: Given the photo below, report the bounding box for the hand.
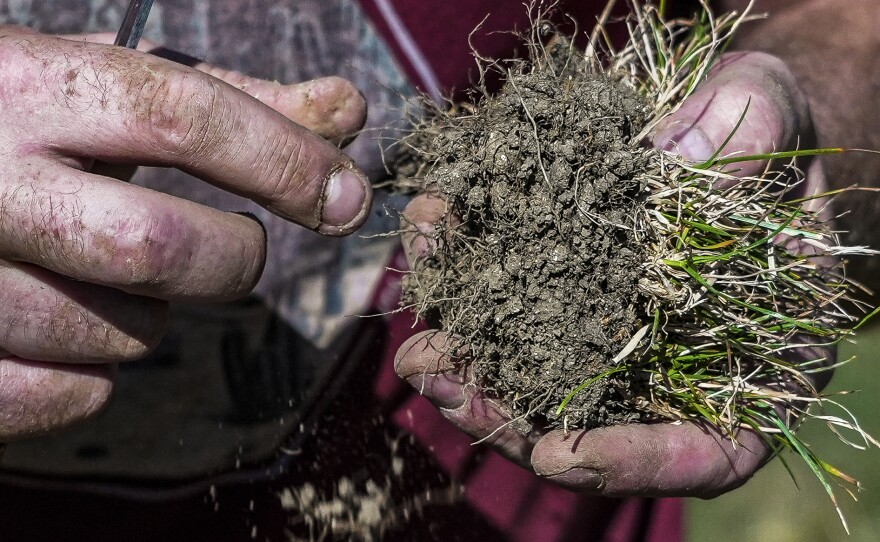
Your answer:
[0,26,370,440]
[395,52,824,497]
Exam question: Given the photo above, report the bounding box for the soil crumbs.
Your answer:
[279,432,463,542]
[400,45,656,429]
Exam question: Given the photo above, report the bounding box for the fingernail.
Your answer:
[542,467,604,490]
[653,125,715,162]
[320,167,369,232]
[405,373,466,410]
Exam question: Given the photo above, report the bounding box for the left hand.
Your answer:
[395,52,824,498]
[0,28,369,441]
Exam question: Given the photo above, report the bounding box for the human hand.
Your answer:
[395,51,824,498]
[0,26,370,440]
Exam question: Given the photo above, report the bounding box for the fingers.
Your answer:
[400,192,450,267]
[397,329,771,497]
[0,355,114,441]
[0,261,167,363]
[0,160,266,301]
[2,31,370,235]
[60,33,367,145]
[395,331,538,466]
[191,72,367,147]
[531,423,769,498]
[650,51,812,177]
[0,26,372,441]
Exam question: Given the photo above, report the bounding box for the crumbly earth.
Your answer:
[280,453,461,542]
[399,51,657,428]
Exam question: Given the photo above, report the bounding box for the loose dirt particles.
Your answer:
[274,405,469,541]
[280,440,461,542]
[399,37,658,429]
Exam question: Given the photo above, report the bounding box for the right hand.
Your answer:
[396,51,827,499]
[0,26,371,440]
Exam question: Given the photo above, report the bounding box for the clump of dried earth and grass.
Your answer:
[394,1,878,524]
[401,50,653,428]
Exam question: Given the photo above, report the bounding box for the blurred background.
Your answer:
[688,323,880,541]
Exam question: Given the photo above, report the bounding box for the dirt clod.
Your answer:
[399,38,657,428]
[393,3,876,523]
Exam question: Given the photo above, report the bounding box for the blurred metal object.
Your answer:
[114,0,155,49]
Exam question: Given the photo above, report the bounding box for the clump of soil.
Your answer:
[393,4,876,521]
[398,38,657,428]
[396,6,871,464]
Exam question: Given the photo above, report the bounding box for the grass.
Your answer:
[688,323,880,541]
[565,2,880,525]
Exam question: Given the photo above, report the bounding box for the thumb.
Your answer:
[531,422,770,498]
[650,51,812,177]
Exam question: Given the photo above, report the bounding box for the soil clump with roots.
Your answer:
[393,2,879,526]
[399,38,657,428]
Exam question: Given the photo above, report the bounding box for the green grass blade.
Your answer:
[710,147,845,167]
[556,367,628,416]
[768,414,851,534]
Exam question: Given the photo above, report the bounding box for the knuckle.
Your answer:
[0,179,89,272]
[96,209,261,300]
[138,72,229,157]
[260,133,318,205]
[103,209,187,289]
